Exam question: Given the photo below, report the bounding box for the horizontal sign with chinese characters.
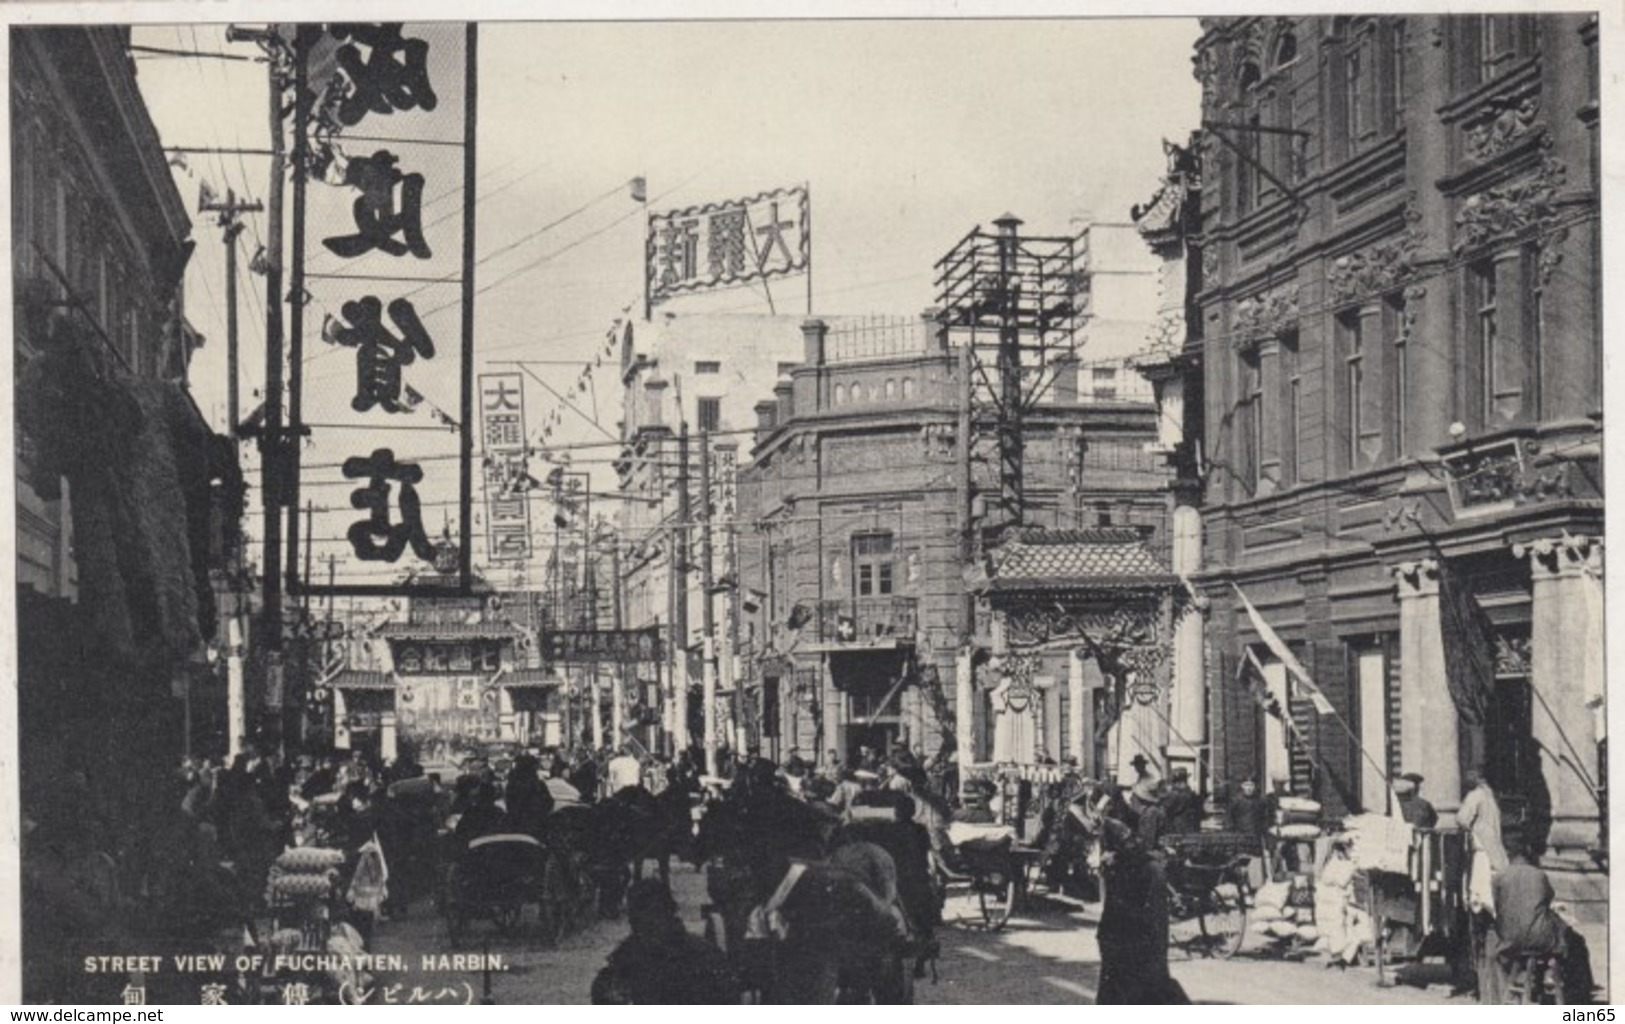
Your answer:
[288,23,478,597]
[543,627,663,664]
[645,185,809,305]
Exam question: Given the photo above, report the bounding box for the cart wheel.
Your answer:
[494,902,523,935]
[978,873,1016,930]
[1197,883,1248,959]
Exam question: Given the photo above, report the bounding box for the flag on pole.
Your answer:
[1233,583,1335,715]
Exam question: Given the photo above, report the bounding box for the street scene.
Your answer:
[7,12,1609,1006]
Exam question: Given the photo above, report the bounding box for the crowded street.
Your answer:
[7,12,1610,1007]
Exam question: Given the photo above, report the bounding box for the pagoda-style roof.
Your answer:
[985,527,1177,593]
[375,620,523,641]
[329,670,397,690]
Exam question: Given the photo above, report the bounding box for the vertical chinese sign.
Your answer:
[289,24,477,597]
[479,372,532,564]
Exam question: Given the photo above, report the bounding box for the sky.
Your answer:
[128,17,1203,584]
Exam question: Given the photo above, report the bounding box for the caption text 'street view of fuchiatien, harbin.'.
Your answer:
[7,12,1606,1006]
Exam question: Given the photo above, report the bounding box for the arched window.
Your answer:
[852,382,864,403]
[834,383,846,406]
[901,377,915,399]
[885,379,897,399]
[1273,28,1297,68]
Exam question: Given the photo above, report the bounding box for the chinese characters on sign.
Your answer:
[543,627,663,664]
[292,23,476,591]
[479,373,532,563]
[646,185,810,305]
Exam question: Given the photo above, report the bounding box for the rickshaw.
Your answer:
[441,832,576,944]
[1162,831,1253,959]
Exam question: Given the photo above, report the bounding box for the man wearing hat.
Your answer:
[1393,771,1437,829]
[1162,768,1202,833]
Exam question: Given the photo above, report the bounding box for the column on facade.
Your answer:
[333,688,351,751]
[379,709,398,762]
[499,684,517,744]
[1256,337,1282,493]
[1067,649,1085,767]
[1516,533,1604,858]
[955,646,975,793]
[1392,558,1462,816]
[1169,506,1206,775]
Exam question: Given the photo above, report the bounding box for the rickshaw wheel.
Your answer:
[978,872,1016,930]
[1197,883,1247,959]
[494,902,523,935]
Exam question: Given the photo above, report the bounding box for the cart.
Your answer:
[1351,827,1470,986]
[937,824,1045,930]
[1163,832,1254,959]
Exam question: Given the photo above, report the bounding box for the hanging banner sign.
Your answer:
[479,372,532,563]
[288,23,478,597]
[543,627,664,665]
[646,184,809,305]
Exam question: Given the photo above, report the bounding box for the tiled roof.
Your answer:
[329,671,396,690]
[986,528,1176,592]
[374,620,523,640]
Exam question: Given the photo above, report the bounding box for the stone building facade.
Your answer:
[1170,14,1602,920]
[736,317,1170,768]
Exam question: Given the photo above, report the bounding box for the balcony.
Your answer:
[812,596,918,647]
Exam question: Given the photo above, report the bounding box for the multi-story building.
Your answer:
[736,314,1171,769]
[1156,14,1602,923]
[11,26,240,1002]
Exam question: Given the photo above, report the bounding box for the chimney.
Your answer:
[921,306,947,354]
[801,318,828,367]
[774,379,794,425]
[754,399,778,444]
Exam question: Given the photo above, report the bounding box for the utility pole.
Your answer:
[674,422,691,759]
[993,213,1024,530]
[229,23,289,752]
[198,187,262,436]
[698,429,718,777]
[955,335,977,798]
[609,530,625,750]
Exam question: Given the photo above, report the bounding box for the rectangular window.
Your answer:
[852,533,894,598]
[696,396,722,432]
[1092,366,1118,401]
[1339,312,1364,468]
[1480,15,1514,81]
[695,360,721,375]
[1473,260,1497,428]
[1242,352,1264,492]
[1390,21,1407,122]
[1346,39,1367,147]
[1355,645,1390,813]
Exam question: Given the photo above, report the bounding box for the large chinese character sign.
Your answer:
[645,185,809,305]
[288,24,477,597]
[479,372,532,563]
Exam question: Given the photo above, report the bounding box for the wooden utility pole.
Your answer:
[198,187,261,436]
[698,429,717,777]
[955,337,977,797]
[674,422,691,757]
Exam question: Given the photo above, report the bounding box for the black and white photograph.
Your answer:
[1,4,1615,1006]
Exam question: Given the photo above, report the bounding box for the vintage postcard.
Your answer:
[2,3,1616,1006]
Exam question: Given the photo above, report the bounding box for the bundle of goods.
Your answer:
[266,846,346,909]
[1247,877,1320,946]
[1339,813,1414,874]
[1270,796,1322,841]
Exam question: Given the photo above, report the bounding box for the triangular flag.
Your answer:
[1234,583,1334,715]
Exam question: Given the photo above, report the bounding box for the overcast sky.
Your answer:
[129,17,1202,580]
